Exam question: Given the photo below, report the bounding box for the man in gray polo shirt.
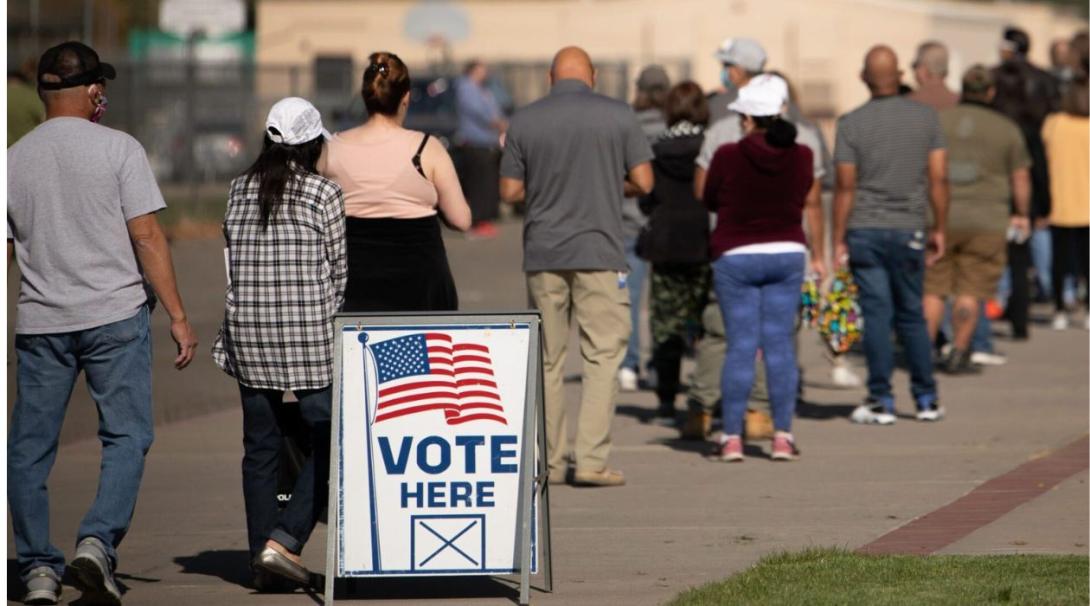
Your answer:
[500,46,653,487]
[832,45,948,426]
[7,41,197,605]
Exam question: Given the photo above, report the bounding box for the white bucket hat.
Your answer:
[728,74,789,117]
[265,97,331,145]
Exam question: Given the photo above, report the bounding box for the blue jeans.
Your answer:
[240,384,331,559]
[1030,227,1052,298]
[622,235,648,371]
[8,307,153,581]
[712,252,805,436]
[846,229,937,410]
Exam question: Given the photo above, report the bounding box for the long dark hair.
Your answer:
[242,135,325,227]
[751,115,797,148]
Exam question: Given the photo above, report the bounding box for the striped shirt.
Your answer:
[212,172,347,391]
[834,96,946,230]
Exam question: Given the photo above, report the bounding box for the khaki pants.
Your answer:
[687,298,770,414]
[527,270,630,475]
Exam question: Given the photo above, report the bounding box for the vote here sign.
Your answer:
[336,322,539,576]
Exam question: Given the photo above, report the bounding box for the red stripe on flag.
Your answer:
[458,390,501,401]
[376,403,456,423]
[378,390,458,409]
[456,366,494,376]
[453,354,491,365]
[456,379,497,389]
[454,344,489,353]
[379,380,456,398]
[425,333,452,342]
[447,413,507,425]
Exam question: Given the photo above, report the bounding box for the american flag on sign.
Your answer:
[368,333,507,425]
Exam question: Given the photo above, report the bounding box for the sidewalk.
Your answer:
[7,222,1089,605]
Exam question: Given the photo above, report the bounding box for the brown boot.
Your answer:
[572,468,626,487]
[681,408,712,440]
[745,409,774,440]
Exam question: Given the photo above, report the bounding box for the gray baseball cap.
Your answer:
[715,37,767,72]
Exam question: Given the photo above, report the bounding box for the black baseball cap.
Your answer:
[37,41,116,91]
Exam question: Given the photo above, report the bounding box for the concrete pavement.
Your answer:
[7,220,1089,605]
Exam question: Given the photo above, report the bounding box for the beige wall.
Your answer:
[257,0,1087,115]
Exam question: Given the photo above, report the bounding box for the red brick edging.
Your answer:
[858,435,1089,556]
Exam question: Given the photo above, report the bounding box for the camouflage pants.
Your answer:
[649,264,710,407]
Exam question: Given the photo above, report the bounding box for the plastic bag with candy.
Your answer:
[818,268,864,354]
[800,277,820,328]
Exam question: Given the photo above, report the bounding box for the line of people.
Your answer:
[6,29,1087,603]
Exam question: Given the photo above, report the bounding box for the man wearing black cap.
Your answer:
[7,41,197,605]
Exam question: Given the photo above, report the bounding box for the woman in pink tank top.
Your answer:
[320,51,472,311]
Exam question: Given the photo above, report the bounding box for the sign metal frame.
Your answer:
[324,311,553,604]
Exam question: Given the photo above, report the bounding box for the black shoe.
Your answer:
[941,348,981,375]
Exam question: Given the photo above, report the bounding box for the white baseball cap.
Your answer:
[728,74,789,117]
[714,37,767,72]
[265,97,331,145]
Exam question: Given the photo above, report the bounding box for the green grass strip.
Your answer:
[668,548,1089,606]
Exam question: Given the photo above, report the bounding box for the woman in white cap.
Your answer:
[212,97,346,590]
[702,74,825,463]
[321,51,472,312]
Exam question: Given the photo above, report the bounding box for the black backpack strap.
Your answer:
[412,133,430,178]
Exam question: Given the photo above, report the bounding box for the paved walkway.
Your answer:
[7,221,1089,605]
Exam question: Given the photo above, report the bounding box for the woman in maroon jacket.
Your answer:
[703,74,825,463]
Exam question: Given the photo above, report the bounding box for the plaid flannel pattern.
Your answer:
[212,172,347,391]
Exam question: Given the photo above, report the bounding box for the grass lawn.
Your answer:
[668,548,1089,606]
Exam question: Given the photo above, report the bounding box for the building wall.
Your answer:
[256,0,1087,115]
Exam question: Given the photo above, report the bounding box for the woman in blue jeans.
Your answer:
[212,98,347,589]
[702,75,824,462]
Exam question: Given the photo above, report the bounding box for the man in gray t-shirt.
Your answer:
[6,41,196,603]
[832,45,948,426]
[500,46,653,487]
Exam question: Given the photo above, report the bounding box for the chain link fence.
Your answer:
[94,58,688,225]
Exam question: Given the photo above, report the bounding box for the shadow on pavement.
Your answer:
[796,400,858,420]
[318,575,520,603]
[174,550,252,589]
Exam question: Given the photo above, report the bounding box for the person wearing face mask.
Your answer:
[7,41,198,605]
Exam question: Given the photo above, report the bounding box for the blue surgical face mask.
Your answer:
[720,67,735,91]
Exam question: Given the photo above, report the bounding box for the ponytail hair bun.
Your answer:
[362,51,410,116]
[753,115,797,148]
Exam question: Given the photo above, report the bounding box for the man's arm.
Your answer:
[1009,166,1031,236]
[624,162,653,197]
[500,177,526,204]
[832,162,857,267]
[803,180,826,280]
[127,213,197,369]
[926,148,948,266]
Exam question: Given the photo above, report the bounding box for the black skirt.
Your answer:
[342,216,458,312]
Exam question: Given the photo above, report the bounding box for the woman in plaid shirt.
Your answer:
[212,97,346,590]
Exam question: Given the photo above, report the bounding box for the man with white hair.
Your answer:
[910,41,959,112]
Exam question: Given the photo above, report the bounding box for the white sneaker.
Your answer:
[1052,313,1070,330]
[850,404,897,425]
[618,367,638,392]
[969,351,1007,366]
[831,363,863,388]
[915,406,946,422]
